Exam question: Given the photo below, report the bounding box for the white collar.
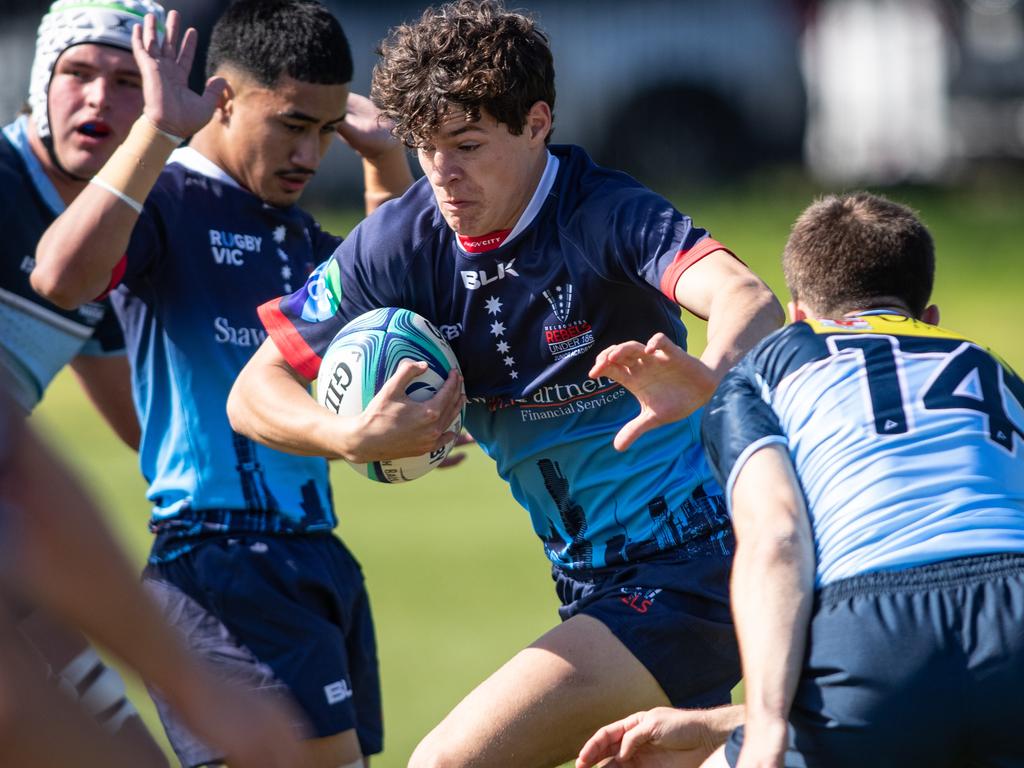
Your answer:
[168,145,242,189]
[454,150,559,253]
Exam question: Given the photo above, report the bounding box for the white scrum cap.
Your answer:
[28,0,167,139]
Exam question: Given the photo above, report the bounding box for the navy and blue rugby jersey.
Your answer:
[261,145,733,571]
[702,312,1024,586]
[109,147,341,544]
[0,116,125,411]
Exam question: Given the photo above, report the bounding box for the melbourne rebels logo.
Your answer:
[542,284,594,361]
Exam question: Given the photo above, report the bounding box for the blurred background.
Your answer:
[6,0,1022,765]
[6,0,1024,197]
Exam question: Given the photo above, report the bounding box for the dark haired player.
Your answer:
[578,192,1024,768]
[228,1,783,766]
[32,2,460,765]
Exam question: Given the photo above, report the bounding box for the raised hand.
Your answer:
[576,707,719,768]
[335,92,405,160]
[590,333,717,451]
[131,10,226,138]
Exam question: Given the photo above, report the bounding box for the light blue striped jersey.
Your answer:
[0,116,125,411]
[110,147,341,555]
[702,313,1024,586]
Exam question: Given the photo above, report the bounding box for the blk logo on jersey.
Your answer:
[461,258,519,290]
[542,284,594,361]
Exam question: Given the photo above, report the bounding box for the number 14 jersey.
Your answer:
[702,311,1024,586]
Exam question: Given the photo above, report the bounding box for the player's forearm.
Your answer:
[701,277,783,379]
[33,116,178,309]
[33,188,141,308]
[70,355,141,451]
[732,529,812,728]
[729,449,814,734]
[228,341,355,460]
[361,145,414,215]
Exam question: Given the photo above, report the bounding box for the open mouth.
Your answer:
[77,121,111,138]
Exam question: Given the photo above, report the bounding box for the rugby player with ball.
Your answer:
[229,2,784,766]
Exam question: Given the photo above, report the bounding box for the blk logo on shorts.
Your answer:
[324,678,354,705]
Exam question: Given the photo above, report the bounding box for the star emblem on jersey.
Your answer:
[542,282,594,361]
[483,294,518,381]
[273,225,286,244]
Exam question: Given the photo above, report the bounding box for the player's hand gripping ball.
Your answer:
[316,308,464,483]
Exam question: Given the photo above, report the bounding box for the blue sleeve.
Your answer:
[587,185,732,300]
[258,212,410,381]
[700,355,787,507]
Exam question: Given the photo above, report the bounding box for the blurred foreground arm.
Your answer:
[0,416,303,767]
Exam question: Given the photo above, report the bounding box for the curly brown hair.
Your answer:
[371,0,556,147]
[783,192,935,318]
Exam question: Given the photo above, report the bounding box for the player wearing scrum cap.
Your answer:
[1,1,169,761]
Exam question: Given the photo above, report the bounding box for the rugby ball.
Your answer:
[315,307,464,483]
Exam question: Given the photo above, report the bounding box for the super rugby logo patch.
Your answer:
[542,284,594,361]
[300,260,342,323]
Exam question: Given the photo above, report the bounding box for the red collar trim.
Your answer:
[457,229,513,253]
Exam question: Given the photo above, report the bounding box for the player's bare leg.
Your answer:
[408,614,673,768]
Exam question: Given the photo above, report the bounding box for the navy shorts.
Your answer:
[143,533,382,767]
[725,553,1024,768]
[553,527,739,707]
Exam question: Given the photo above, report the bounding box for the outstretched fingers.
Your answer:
[162,9,181,58]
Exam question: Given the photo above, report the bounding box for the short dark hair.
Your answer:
[783,192,935,318]
[371,0,556,147]
[206,0,352,86]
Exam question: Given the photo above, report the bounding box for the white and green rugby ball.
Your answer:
[316,307,464,483]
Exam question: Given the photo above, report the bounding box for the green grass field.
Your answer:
[29,178,1023,765]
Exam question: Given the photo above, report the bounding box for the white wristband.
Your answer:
[89,176,144,214]
[143,114,185,146]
